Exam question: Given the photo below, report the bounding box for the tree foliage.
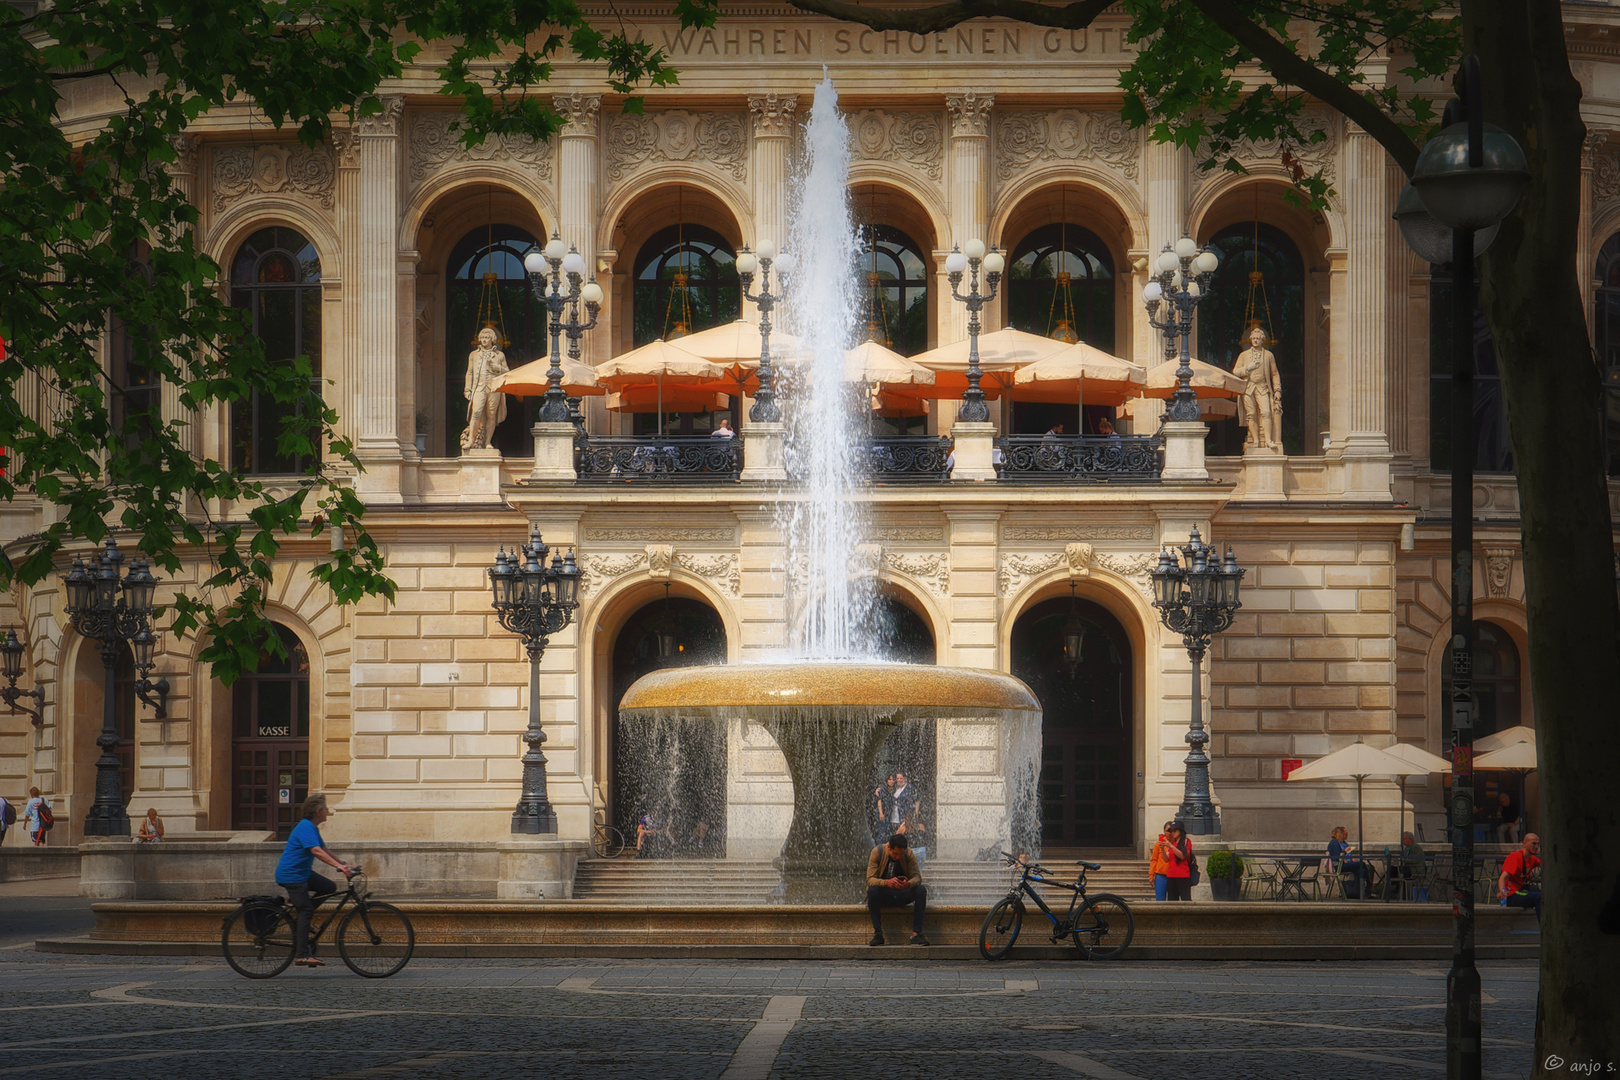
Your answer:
[0,0,710,681]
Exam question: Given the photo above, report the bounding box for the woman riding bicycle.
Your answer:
[275,792,355,967]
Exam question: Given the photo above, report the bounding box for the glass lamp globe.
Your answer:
[755,239,777,261]
[523,251,547,276]
[736,249,758,276]
[1394,181,1500,264]
[561,249,586,276]
[581,281,604,306]
[1193,251,1219,274]
[1175,236,1199,259]
[983,250,1005,275]
[774,252,796,276]
[1186,281,1201,299]
[963,238,987,261]
[1411,122,1530,232]
[543,235,568,261]
[1142,281,1163,304]
[945,248,968,275]
[1157,249,1180,274]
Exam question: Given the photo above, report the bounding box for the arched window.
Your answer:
[1441,621,1524,831]
[110,243,160,455]
[231,624,311,836]
[1197,222,1306,455]
[1007,223,1115,351]
[856,225,929,356]
[230,227,322,475]
[1429,266,1511,473]
[632,223,739,347]
[1593,234,1620,475]
[445,226,546,457]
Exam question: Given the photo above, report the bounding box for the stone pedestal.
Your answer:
[496,838,589,900]
[529,422,578,481]
[459,447,503,500]
[79,838,137,899]
[949,422,997,481]
[1238,446,1286,499]
[739,422,785,482]
[1160,421,1209,481]
[1340,441,1393,501]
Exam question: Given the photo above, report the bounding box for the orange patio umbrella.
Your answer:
[594,339,726,435]
[494,354,605,398]
[905,327,1072,401]
[1007,341,1146,410]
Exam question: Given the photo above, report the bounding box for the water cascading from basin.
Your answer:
[615,75,1043,903]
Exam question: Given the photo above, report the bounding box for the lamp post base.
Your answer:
[82,811,131,837]
[1177,804,1221,837]
[510,802,558,835]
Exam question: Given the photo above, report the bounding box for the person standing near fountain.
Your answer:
[864,833,928,946]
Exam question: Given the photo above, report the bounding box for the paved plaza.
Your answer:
[0,935,1538,1079]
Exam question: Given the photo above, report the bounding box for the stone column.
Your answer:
[352,96,406,502]
[555,93,601,305]
[944,93,993,346]
[1138,139,1189,436]
[163,135,200,460]
[1336,127,1392,498]
[943,505,1002,669]
[747,94,795,330]
[333,131,361,456]
[1385,161,1417,461]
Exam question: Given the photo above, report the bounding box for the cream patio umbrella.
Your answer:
[494,354,606,398]
[1473,725,1536,754]
[905,327,1072,402]
[593,339,725,436]
[1140,357,1246,421]
[1475,739,1539,837]
[1007,341,1146,421]
[1287,740,1431,872]
[1381,742,1453,839]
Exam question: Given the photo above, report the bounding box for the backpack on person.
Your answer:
[0,797,14,827]
[37,799,53,830]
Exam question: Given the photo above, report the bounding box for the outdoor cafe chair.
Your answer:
[1277,857,1316,901]
[1242,856,1282,900]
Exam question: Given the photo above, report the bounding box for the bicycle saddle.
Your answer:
[1077,860,1102,870]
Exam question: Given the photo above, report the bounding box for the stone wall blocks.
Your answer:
[487,758,522,782]
[1358,544,1395,564]
[1258,661,1325,684]
[452,733,520,758]
[385,686,454,710]
[355,594,392,615]
[1222,637,1291,659]
[1358,638,1395,661]
[1356,590,1395,614]
[1326,713,1391,733]
[387,638,454,662]
[1210,662,1257,686]
[1293,685,1359,709]
[1227,733,1294,756]
[1414,580,1449,619]
[387,591,456,615]
[454,685,521,710]
[1236,589,1293,611]
[388,544,456,567]
[1322,613,1393,636]
[949,570,998,595]
[421,615,491,637]
[1214,708,1259,730]
[352,759,418,783]
[1225,685,1290,708]
[1395,671,1427,694]
[352,663,420,686]
[420,758,487,782]
[1260,564,1323,588]
[1210,757,1259,780]
[354,640,387,663]
[354,687,387,711]
[360,615,421,638]
[1358,685,1395,709]
[387,734,453,758]
[1401,607,1441,637]
[1323,564,1392,588]
[1290,543,1359,564]
[453,591,500,614]
[1258,710,1326,732]
[1291,638,1359,660]
[1291,589,1360,612]
[1258,614,1325,637]
[455,637,521,662]
[352,735,388,757]
[1324,661,1395,684]
[453,545,507,567]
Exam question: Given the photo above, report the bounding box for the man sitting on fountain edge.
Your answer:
[865,833,928,946]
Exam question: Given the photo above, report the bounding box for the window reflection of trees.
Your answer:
[632,224,739,348]
[856,224,929,356]
[229,227,322,475]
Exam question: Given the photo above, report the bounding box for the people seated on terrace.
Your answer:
[1326,825,1373,896]
[1496,792,1522,844]
[137,807,164,842]
[1498,833,1542,918]
[1043,423,1065,439]
[1096,416,1119,439]
[711,419,735,439]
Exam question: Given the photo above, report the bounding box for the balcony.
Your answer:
[576,435,744,483]
[853,436,954,483]
[995,434,1164,482]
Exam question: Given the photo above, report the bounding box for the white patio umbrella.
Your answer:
[1475,740,1539,836]
[1380,742,1452,839]
[1286,740,1431,869]
[1473,725,1536,754]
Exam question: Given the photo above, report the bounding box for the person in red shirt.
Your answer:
[1497,833,1541,918]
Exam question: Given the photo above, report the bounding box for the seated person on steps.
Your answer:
[865,832,928,947]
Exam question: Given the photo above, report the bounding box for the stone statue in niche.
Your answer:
[1234,325,1283,451]
[460,326,508,451]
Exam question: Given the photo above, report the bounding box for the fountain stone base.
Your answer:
[619,662,1041,904]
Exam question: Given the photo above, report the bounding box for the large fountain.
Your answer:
[618,74,1041,902]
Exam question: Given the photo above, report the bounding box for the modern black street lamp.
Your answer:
[1142,236,1221,422]
[1150,526,1245,836]
[1394,54,1528,1080]
[523,234,603,423]
[489,529,581,834]
[62,537,170,836]
[736,240,795,422]
[1,628,46,726]
[945,238,1005,423]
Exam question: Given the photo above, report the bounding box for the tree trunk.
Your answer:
[1469,4,1620,1074]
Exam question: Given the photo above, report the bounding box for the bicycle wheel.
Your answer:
[1072,893,1134,960]
[978,897,1024,961]
[221,903,296,979]
[594,825,626,859]
[337,901,415,977]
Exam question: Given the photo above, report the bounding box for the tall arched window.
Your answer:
[1593,234,1620,475]
[1007,223,1115,351]
[445,226,546,457]
[632,224,739,347]
[1441,621,1524,829]
[110,242,160,455]
[1430,266,1512,473]
[1197,223,1306,455]
[856,225,929,356]
[230,228,322,475]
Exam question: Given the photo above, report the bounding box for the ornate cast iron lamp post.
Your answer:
[62,537,170,836]
[489,530,581,834]
[1393,55,1527,1080]
[523,234,604,423]
[944,239,1005,423]
[735,240,795,422]
[1142,236,1220,422]
[1150,527,1244,836]
[1,628,45,726]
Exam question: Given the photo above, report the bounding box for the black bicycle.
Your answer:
[979,852,1135,961]
[221,870,415,979]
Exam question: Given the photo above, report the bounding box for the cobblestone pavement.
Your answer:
[0,951,1537,1080]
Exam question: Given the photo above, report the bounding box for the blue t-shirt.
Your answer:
[275,818,326,884]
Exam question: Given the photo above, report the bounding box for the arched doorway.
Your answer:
[231,624,311,836]
[610,594,728,851]
[866,593,937,844]
[1442,620,1526,830]
[444,224,546,457]
[1011,595,1133,847]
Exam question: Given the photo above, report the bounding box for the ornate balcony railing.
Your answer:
[576,435,743,482]
[996,434,1163,482]
[856,436,954,483]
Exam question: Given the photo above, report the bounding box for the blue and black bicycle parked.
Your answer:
[979,852,1135,961]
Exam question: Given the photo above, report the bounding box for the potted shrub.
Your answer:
[1205,850,1245,901]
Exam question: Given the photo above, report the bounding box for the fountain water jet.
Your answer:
[616,74,1043,903]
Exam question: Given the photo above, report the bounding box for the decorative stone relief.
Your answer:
[1192,111,1338,190]
[749,94,797,138]
[168,134,200,175]
[332,131,360,169]
[586,527,735,542]
[1064,542,1092,577]
[1594,134,1620,206]
[999,552,1064,596]
[1003,525,1155,541]
[646,544,675,579]
[408,111,553,187]
[554,93,601,135]
[1484,548,1514,599]
[212,144,336,211]
[848,110,944,181]
[580,551,648,597]
[354,95,404,137]
[946,92,994,138]
[1093,553,1157,600]
[677,553,741,597]
[883,552,949,598]
[605,111,747,183]
[995,111,1139,182]
[853,543,884,577]
[872,526,945,541]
